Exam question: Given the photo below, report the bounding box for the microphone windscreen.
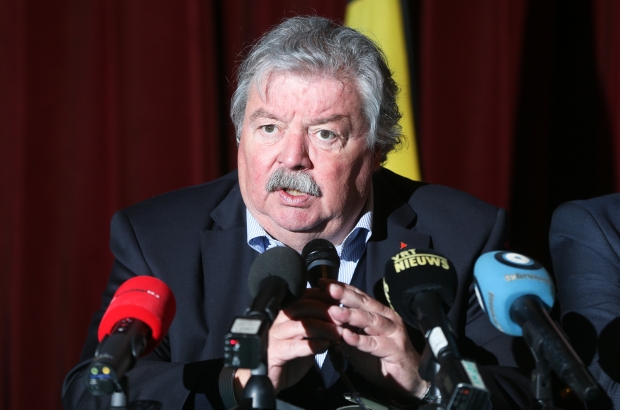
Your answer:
[383,248,458,325]
[473,251,555,336]
[302,238,340,287]
[98,276,176,354]
[248,246,307,301]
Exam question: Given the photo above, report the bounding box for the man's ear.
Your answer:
[373,147,383,171]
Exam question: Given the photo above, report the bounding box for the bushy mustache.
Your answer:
[265,168,322,197]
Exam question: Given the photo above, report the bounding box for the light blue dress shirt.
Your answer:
[219,190,373,408]
[245,192,374,367]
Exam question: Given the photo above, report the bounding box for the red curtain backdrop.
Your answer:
[0,1,618,409]
[419,1,528,211]
[417,0,620,266]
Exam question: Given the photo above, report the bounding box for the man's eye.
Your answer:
[261,125,276,133]
[317,130,336,140]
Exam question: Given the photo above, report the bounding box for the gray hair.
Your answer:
[230,16,403,161]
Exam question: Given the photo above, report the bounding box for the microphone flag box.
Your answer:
[224,317,267,370]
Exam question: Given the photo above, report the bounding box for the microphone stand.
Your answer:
[110,377,129,409]
[228,313,277,410]
[530,358,563,410]
[230,353,303,410]
[232,362,277,410]
[519,314,564,410]
[329,342,369,410]
[513,296,598,408]
[418,347,446,410]
[515,299,564,410]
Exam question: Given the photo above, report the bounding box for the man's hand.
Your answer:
[234,281,430,401]
[234,288,341,397]
[321,279,430,400]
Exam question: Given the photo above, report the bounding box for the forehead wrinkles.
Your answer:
[262,72,349,107]
[250,108,278,122]
[249,71,371,139]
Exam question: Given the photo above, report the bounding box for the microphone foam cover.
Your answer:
[474,251,555,336]
[383,248,458,326]
[248,246,307,300]
[98,276,177,355]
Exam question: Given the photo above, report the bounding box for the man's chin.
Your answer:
[267,212,326,234]
[271,221,321,234]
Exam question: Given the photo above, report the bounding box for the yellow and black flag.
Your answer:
[345,0,421,181]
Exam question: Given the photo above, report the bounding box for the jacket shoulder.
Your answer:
[376,168,502,222]
[118,170,240,229]
[375,168,507,252]
[550,193,620,258]
[552,193,620,228]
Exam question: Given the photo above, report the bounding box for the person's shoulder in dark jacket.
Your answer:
[550,193,620,410]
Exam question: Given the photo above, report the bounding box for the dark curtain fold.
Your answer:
[418,0,619,268]
[0,1,618,409]
[418,0,528,212]
[510,0,617,267]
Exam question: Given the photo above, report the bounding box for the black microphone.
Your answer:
[383,248,490,409]
[474,251,599,402]
[302,238,339,287]
[224,246,307,370]
[301,239,369,410]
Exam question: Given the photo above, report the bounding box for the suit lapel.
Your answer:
[199,183,260,360]
[320,171,430,383]
[364,171,431,299]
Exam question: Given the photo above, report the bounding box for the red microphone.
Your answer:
[87,276,176,396]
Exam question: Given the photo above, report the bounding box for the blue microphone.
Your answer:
[473,251,598,402]
[473,251,554,336]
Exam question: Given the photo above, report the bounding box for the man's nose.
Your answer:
[277,130,312,170]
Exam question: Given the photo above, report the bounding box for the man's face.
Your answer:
[237,72,381,249]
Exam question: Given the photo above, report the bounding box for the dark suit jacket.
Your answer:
[549,193,620,410]
[63,168,532,410]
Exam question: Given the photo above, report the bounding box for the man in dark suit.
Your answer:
[550,193,620,410]
[63,16,532,410]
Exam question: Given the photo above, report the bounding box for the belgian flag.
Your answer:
[345,0,421,181]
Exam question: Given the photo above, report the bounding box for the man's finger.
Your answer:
[327,303,400,337]
[321,280,394,317]
[271,314,343,341]
[279,298,335,322]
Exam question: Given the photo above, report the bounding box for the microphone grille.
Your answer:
[383,249,458,326]
[302,239,340,265]
[248,246,307,299]
[474,251,554,336]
